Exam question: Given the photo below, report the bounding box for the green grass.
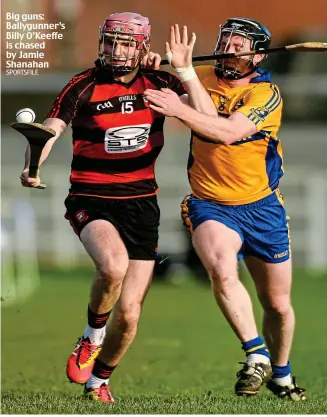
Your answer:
[2,269,327,414]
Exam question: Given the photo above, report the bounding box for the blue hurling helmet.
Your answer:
[214,17,271,80]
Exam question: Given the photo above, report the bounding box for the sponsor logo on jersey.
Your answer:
[104,124,151,153]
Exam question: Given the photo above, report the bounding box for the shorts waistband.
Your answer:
[204,190,280,211]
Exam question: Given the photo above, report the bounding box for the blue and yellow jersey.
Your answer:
[189,65,283,205]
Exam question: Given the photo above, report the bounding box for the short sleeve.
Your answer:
[236,83,283,131]
[46,68,94,125]
[46,78,81,125]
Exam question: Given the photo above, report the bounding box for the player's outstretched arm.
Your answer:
[23,117,66,169]
[166,24,217,116]
[143,88,256,144]
[21,118,67,187]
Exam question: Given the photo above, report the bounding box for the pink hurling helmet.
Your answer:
[98,12,151,75]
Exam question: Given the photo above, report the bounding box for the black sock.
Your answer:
[92,358,117,379]
[88,305,111,329]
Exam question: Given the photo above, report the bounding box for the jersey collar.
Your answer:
[250,68,272,83]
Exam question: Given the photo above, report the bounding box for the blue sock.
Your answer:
[272,362,291,378]
[242,336,270,359]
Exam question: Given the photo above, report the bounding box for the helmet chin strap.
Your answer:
[215,38,263,80]
[98,54,136,75]
[215,59,258,80]
[111,65,136,76]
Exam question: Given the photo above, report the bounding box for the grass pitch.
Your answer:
[2,269,327,414]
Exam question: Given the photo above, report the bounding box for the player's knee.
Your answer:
[263,298,292,317]
[117,304,141,331]
[97,258,128,285]
[208,258,238,290]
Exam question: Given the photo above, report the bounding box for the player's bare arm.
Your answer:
[20,117,67,187]
[166,24,217,115]
[144,87,256,144]
[29,118,66,166]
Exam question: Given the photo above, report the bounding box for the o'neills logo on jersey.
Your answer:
[119,95,137,101]
[104,124,151,153]
[96,100,114,111]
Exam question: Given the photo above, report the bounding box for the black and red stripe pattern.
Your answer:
[46,62,185,198]
[92,359,116,380]
[87,306,111,329]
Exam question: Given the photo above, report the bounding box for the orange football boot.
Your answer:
[66,337,102,384]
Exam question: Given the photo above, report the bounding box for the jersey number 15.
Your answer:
[121,102,134,114]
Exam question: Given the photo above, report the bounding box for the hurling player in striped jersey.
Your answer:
[20,12,186,403]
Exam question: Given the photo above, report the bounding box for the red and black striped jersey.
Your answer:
[46,61,185,198]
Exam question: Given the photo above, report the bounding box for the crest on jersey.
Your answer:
[251,105,270,121]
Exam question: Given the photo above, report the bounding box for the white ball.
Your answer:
[16,108,35,123]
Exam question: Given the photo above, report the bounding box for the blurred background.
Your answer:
[1,0,327,411]
[1,0,327,298]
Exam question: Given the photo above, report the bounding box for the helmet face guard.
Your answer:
[98,12,150,76]
[214,18,271,80]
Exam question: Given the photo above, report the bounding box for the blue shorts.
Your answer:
[181,191,291,263]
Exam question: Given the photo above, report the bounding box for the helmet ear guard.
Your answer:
[98,12,151,75]
[214,17,271,80]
